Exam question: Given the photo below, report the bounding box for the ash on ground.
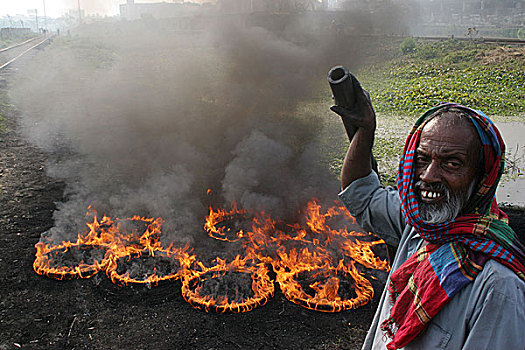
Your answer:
[45,244,108,268]
[194,270,255,302]
[297,268,357,300]
[115,252,181,281]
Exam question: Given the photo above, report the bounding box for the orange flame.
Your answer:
[33,241,111,280]
[204,203,252,242]
[34,198,390,314]
[273,250,374,312]
[104,216,193,286]
[33,211,194,284]
[33,211,121,280]
[245,200,389,312]
[181,255,274,313]
[106,246,193,287]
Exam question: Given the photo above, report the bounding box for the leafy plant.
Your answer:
[326,39,525,185]
[358,40,525,116]
[400,37,416,55]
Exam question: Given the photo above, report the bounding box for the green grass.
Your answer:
[358,39,525,118]
[322,39,525,186]
[0,114,6,132]
[56,37,117,70]
[0,88,11,131]
[0,38,14,49]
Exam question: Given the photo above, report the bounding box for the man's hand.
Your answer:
[330,89,376,136]
[330,89,377,190]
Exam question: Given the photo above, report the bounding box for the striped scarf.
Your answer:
[380,102,525,349]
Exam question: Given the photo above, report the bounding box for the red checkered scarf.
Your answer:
[380,103,525,349]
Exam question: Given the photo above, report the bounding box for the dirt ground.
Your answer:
[0,58,381,349]
[1,52,524,350]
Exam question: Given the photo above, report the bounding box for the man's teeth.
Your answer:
[421,190,441,199]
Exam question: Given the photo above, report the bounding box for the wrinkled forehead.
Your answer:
[420,111,481,151]
[424,110,474,130]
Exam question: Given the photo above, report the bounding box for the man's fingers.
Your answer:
[330,105,363,123]
[363,89,370,101]
[330,105,354,119]
[331,102,375,128]
[330,105,345,115]
[356,88,375,115]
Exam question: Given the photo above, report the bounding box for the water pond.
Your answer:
[496,122,525,208]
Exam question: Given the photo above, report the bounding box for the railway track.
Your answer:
[0,36,53,71]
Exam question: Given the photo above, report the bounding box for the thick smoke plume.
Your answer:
[10,17,378,246]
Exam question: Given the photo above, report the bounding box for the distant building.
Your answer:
[119,0,214,20]
[412,0,525,16]
[408,0,525,37]
[217,0,259,13]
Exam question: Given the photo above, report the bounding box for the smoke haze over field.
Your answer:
[10,19,377,246]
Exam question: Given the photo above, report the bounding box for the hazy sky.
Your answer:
[1,0,215,17]
[0,0,119,17]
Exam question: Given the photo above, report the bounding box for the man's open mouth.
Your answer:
[418,188,445,204]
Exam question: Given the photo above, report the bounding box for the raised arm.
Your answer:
[330,89,377,190]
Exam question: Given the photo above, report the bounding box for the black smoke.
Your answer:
[9,12,403,247]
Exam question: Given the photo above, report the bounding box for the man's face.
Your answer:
[414,113,481,224]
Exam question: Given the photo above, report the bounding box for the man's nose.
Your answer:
[419,160,441,183]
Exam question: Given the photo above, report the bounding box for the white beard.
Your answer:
[417,181,476,224]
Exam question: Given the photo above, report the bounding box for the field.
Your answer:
[1,31,524,350]
[320,39,525,186]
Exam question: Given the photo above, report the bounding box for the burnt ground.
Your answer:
[0,62,378,350]
[1,58,525,350]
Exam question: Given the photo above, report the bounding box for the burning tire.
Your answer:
[204,205,254,242]
[32,200,387,314]
[106,247,192,287]
[181,256,274,313]
[33,242,111,280]
[275,262,374,313]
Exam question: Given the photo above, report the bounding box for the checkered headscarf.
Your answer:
[381,103,525,349]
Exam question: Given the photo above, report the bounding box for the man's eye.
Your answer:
[445,160,461,169]
[416,155,428,164]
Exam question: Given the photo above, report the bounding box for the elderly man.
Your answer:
[331,90,525,349]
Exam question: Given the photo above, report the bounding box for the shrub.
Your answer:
[400,37,416,55]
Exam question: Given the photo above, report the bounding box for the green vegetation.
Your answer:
[57,37,117,70]
[359,39,525,118]
[0,89,11,131]
[324,39,525,186]
[0,33,38,50]
[0,37,17,49]
[0,110,6,132]
[399,37,416,55]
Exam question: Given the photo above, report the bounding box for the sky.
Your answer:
[1,0,215,18]
[1,0,218,18]
[0,0,119,17]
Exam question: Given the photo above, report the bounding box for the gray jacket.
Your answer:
[339,171,525,350]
